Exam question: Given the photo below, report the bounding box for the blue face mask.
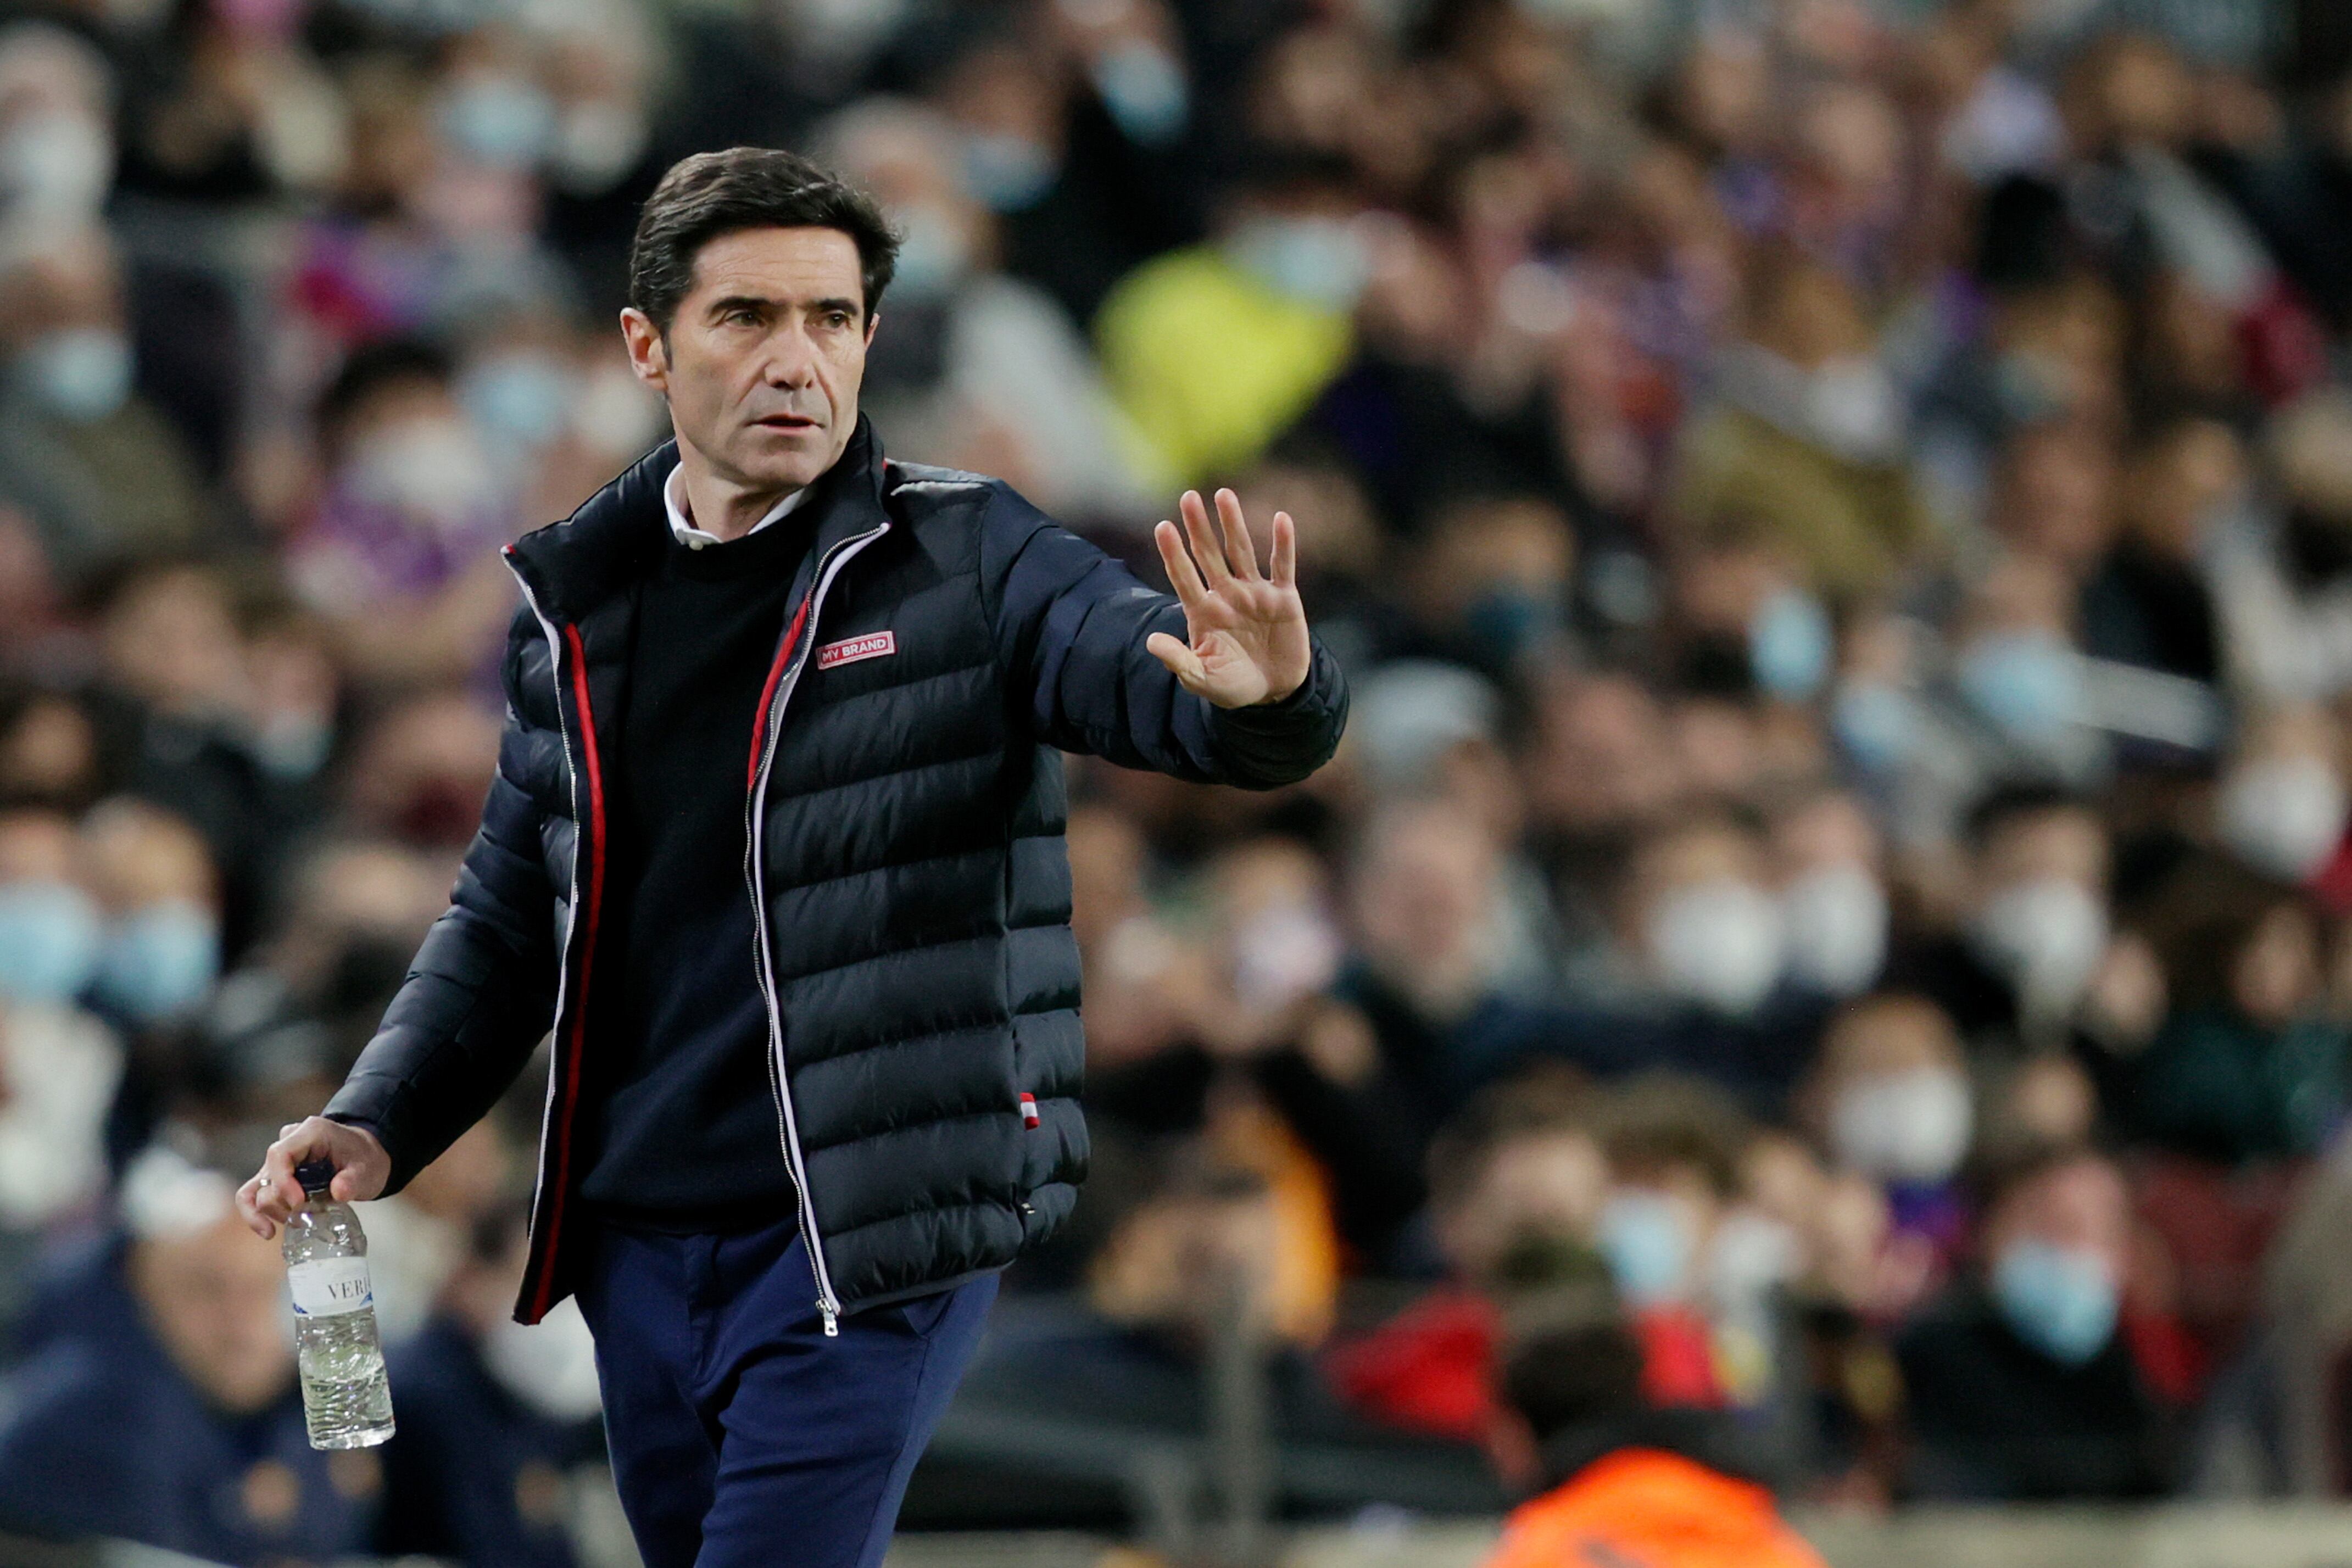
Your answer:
[1227,216,1371,310]
[1599,1191,1691,1305]
[441,75,555,170]
[0,879,103,1004]
[1958,632,2083,744]
[1462,585,1568,669]
[1091,41,1189,147]
[1831,680,1918,774]
[17,327,132,422]
[1748,588,1832,700]
[93,899,219,1023]
[1992,1240,2117,1366]
[961,133,1058,214]
[459,353,573,450]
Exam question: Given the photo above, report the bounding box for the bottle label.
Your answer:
[288,1257,374,1318]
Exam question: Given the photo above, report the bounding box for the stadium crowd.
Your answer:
[2,0,2352,1559]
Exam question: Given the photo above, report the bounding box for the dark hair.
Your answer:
[627,147,899,335]
[315,336,453,449]
[1496,1317,1647,1443]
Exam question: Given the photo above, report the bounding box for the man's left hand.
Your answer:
[1147,488,1312,708]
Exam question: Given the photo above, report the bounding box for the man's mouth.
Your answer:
[754,412,820,432]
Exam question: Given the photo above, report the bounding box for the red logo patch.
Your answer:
[816,630,896,670]
[1019,1092,1041,1128]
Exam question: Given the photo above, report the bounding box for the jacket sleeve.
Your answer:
[321,610,561,1195]
[984,486,1348,788]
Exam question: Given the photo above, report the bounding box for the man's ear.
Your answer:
[865,310,880,345]
[618,305,670,393]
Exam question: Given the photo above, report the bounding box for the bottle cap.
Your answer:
[294,1159,337,1197]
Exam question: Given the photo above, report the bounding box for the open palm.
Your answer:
[1147,488,1312,708]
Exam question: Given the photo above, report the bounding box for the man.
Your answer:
[235,146,1348,1568]
[1481,1296,1825,1568]
[0,1148,378,1565]
[1896,1145,2176,1499]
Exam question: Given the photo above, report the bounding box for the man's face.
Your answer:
[130,1217,294,1414]
[622,226,874,494]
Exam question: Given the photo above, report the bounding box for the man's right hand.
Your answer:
[236,1117,392,1240]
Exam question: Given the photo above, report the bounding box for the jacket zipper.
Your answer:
[505,554,590,1320]
[745,520,891,1336]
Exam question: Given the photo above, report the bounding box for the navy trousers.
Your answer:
[571,1213,999,1568]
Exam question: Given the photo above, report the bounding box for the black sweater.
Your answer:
[577,510,812,1227]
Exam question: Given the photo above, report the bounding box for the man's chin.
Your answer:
[729,426,845,490]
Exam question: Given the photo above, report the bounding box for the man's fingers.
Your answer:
[1146,631,1207,689]
[1269,510,1297,589]
[1153,520,1210,611]
[236,1176,274,1239]
[1213,489,1259,581]
[1179,489,1234,587]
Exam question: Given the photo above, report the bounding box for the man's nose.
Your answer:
[761,328,820,389]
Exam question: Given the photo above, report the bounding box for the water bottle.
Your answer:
[282,1158,395,1449]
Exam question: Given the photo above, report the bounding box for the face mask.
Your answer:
[347,416,499,528]
[1706,1208,1801,1315]
[1461,584,1568,669]
[1992,1238,2117,1366]
[16,328,132,422]
[0,1002,119,1226]
[1831,680,1918,774]
[961,132,1058,213]
[1831,1065,1973,1183]
[1748,587,1832,700]
[1780,862,1887,997]
[570,362,663,459]
[1091,40,1189,146]
[481,1297,603,1422]
[2218,756,2348,883]
[459,352,574,450]
[93,899,219,1023]
[1804,355,1902,463]
[1230,902,1342,1013]
[1647,877,1784,1016]
[1958,631,2083,744]
[1227,216,1372,311]
[0,111,113,213]
[251,711,332,782]
[550,100,648,193]
[441,74,555,170]
[1599,1190,1692,1305]
[1969,876,2108,1013]
[0,879,102,1004]
[888,206,974,302]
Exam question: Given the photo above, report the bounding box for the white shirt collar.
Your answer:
[663,461,813,550]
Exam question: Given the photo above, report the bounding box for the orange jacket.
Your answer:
[1482,1448,1826,1568]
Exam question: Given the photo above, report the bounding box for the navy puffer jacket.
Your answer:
[324,418,1349,1326]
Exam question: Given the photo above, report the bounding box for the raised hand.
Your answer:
[1147,488,1312,708]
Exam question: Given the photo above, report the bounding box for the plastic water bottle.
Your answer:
[282,1158,395,1449]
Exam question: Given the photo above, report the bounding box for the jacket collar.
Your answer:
[1535,1405,1769,1494]
[504,413,891,624]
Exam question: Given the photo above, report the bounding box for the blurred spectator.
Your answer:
[1897,1146,2178,1498]
[0,1146,378,1563]
[2131,857,2346,1164]
[0,225,216,590]
[1482,1303,1827,1568]
[288,338,523,690]
[380,1201,601,1568]
[817,96,1153,525]
[1096,153,1362,488]
[1799,994,1975,1313]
